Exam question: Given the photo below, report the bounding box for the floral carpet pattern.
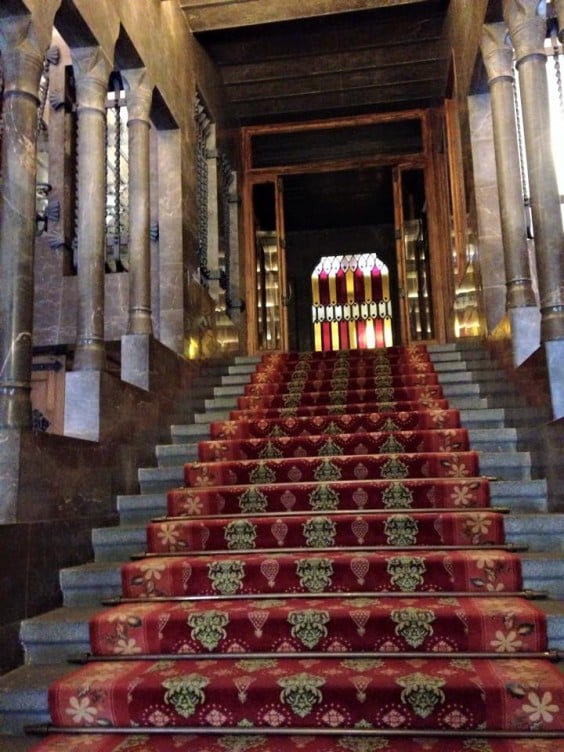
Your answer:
[32,347,564,752]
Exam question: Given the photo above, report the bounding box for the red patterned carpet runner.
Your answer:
[31,346,564,751]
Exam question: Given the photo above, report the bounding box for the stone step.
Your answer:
[117,478,548,528]
[212,383,252,398]
[57,549,564,608]
[92,524,146,561]
[16,593,564,669]
[204,396,239,410]
[522,553,564,598]
[170,424,211,443]
[156,442,199,466]
[468,427,517,452]
[3,595,564,737]
[20,605,100,664]
[479,450,532,480]
[138,448,534,494]
[435,369,505,383]
[490,479,548,512]
[217,373,253,386]
[194,409,231,423]
[504,514,564,552]
[117,492,167,524]
[0,663,67,735]
[155,427,518,469]
[432,359,494,373]
[118,476,550,527]
[446,396,490,409]
[174,407,514,443]
[442,382,508,398]
[427,340,486,353]
[60,561,122,607]
[138,464,184,494]
[459,407,507,428]
[91,508,564,563]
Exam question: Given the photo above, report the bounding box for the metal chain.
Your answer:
[37,56,50,135]
[219,153,234,306]
[113,76,121,266]
[551,27,564,119]
[195,94,209,277]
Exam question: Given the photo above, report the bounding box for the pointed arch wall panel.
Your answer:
[312,253,393,351]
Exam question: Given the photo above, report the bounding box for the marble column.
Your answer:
[123,68,154,335]
[504,0,564,343]
[71,46,111,371]
[0,17,46,428]
[555,0,564,42]
[504,0,564,417]
[481,22,540,365]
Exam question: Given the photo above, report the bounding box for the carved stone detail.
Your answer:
[503,0,547,62]
[122,67,154,123]
[0,16,45,99]
[481,23,514,82]
[71,46,111,113]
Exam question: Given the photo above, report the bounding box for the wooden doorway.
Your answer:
[242,110,453,354]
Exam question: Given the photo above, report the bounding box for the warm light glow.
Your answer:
[365,320,376,349]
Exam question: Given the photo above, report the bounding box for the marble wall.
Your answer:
[28,0,238,355]
[468,93,506,333]
[0,337,226,673]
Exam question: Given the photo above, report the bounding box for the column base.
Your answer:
[544,339,564,420]
[127,310,153,337]
[121,334,151,391]
[509,306,540,367]
[0,428,22,523]
[73,341,106,371]
[0,386,32,429]
[64,370,102,441]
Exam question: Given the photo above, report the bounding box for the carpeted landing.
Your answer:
[28,346,564,751]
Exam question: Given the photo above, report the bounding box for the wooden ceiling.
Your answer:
[180,0,474,231]
[182,0,452,126]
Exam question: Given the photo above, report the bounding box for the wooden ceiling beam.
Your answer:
[180,0,430,32]
[234,83,442,122]
[227,69,447,105]
[220,38,446,85]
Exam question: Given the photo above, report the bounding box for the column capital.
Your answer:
[0,15,45,100]
[71,46,112,113]
[481,23,514,82]
[503,0,547,62]
[122,67,154,123]
[555,0,564,42]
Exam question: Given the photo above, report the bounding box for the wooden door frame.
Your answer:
[241,108,456,353]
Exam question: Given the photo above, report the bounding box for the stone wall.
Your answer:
[27,0,238,355]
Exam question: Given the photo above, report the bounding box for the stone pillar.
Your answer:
[123,68,154,335]
[0,17,46,428]
[71,46,111,371]
[481,22,540,365]
[555,0,564,42]
[504,0,564,342]
[504,0,564,417]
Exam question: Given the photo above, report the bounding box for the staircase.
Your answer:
[0,343,564,752]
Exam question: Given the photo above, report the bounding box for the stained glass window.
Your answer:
[311,253,393,352]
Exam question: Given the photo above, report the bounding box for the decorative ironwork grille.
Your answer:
[105,73,129,272]
[195,93,210,281]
